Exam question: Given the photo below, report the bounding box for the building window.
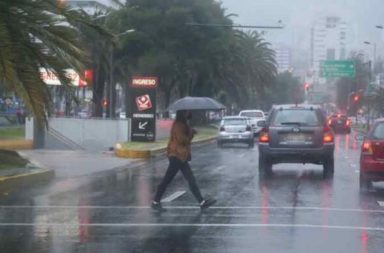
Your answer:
[326,49,336,60]
[340,48,346,60]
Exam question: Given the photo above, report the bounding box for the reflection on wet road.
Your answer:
[1,132,384,252]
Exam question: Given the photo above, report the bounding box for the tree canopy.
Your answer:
[101,0,277,113]
[0,0,279,121]
[0,0,110,124]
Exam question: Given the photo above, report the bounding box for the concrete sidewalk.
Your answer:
[0,136,215,190]
[18,150,145,179]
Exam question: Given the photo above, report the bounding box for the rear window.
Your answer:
[240,111,263,118]
[330,115,347,120]
[223,119,247,125]
[272,109,320,126]
[372,123,384,139]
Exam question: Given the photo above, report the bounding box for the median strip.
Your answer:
[115,126,217,159]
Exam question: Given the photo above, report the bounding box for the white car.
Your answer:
[239,110,265,135]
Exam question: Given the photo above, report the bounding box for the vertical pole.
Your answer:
[367,61,372,130]
[109,43,114,118]
[33,118,45,149]
[374,43,377,70]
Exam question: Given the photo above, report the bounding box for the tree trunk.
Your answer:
[112,82,117,118]
[93,63,106,118]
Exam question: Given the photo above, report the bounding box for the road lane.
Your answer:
[1,132,384,252]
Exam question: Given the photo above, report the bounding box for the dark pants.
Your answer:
[154,156,204,203]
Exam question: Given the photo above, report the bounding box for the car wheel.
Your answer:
[359,173,372,192]
[347,128,351,134]
[217,141,223,148]
[259,155,273,177]
[248,140,254,148]
[323,156,334,178]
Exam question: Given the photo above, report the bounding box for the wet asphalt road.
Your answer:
[1,132,384,253]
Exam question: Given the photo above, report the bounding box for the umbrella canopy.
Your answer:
[167,96,226,111]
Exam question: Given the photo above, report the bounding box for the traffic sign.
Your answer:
[130,76,157,142]
[320,60,355,78]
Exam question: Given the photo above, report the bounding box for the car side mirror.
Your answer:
[257,120,266,127]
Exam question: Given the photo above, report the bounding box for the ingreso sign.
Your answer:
[130,77,158,142]
[320,60,355,78]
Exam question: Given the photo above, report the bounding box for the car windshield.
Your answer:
[240,112,264,118]
[272,109,320,126]
[372,123,384,139]
[223,119,247,125]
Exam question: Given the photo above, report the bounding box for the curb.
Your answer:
[115,136,217,159]
[115,149,151,159]
[0,169,55,192]
[0,139,33,150]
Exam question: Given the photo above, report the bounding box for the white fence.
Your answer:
[25,117,174,151]
[48,117,130,151]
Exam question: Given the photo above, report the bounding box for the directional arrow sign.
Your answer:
[139,121,148,130]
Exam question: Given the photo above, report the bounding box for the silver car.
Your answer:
[217,116,254,148]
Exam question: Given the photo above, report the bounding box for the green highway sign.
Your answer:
[320,60,355,78]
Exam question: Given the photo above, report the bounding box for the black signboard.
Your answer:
[130,77,157,142]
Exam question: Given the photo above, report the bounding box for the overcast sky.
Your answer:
[102,0,384,57]
[219,0,384,54]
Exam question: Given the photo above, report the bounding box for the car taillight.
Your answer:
[259,128,269,143]
[346,120,351,126]
[323,125,334,144]
[246,126,252,131]
[220,126,225,132]
[362,141,373,155]
[328,119,332,125]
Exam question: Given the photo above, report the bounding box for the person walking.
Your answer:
[151,110,216,212]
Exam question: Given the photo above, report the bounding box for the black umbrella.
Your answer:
[167,96,226,111]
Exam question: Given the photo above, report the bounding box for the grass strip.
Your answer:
[0,150,28,170]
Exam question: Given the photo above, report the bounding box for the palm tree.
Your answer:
[0,0,109,125]
[214,30,277,109]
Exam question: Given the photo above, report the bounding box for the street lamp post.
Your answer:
[364,41,376,69]
[109,29,135,118]
[364,41,376,130]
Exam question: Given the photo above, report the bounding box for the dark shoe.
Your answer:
[151,201,166,212]
[200,198,217,209]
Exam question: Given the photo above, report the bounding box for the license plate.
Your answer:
[282,134,312,143]
[231,135,240,138]
[337,120,342,124]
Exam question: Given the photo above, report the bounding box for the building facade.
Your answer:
[310,16,348,73]
[272,44,292,73]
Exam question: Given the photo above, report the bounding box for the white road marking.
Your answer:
[212,165,226,173]
[355,170,360,173]
[377,201,384,207]
[239,154,245,158]
[0,222,383,231]
[2,205,384,213]
[161,191,186,202]
[350,164,357,168]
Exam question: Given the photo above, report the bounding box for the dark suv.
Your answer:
[328,114,351,134]
[258,104,335,178]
